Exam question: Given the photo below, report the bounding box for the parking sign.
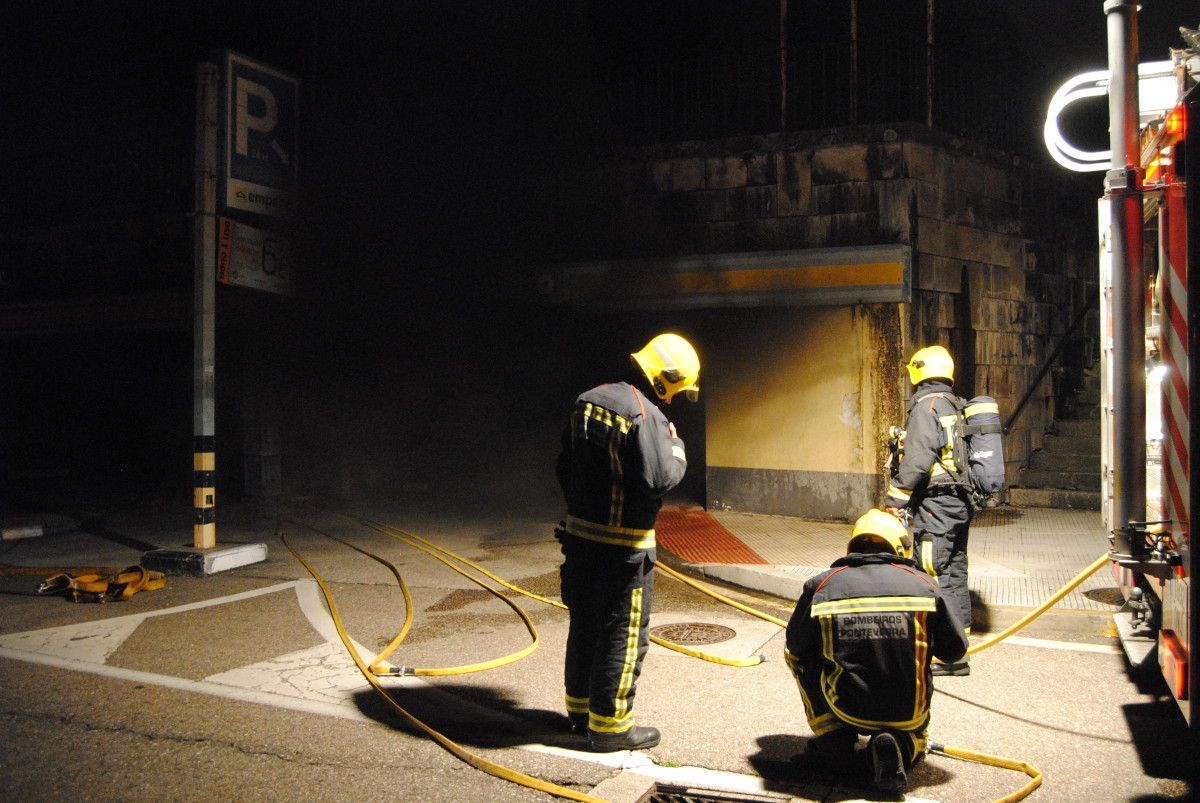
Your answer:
[222,52,299,218]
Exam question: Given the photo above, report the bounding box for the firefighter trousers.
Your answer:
[558,532,654,735]
[794,669,928,768]
[912,489,972,635]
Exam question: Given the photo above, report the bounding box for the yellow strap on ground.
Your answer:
[931,742,1043,802]
[280,525,607,803]
[33,565,166,602]
[344,512,768,668]
[964,552,1110,657]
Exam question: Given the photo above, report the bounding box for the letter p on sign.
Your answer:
[236,78,278,158]
[221,51,298,218]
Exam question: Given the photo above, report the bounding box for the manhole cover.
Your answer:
[1084,587,1125,606]
[648,622,736,645]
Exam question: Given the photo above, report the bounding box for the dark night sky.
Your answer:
[3,1,1197,290]
[0,2,1197,504]
[3,0,1198,339]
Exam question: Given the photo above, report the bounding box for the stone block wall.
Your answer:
[904,139,1097,487]
[550,122,1097,497]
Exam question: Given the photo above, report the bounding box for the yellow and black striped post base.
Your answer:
[193,436,216,548]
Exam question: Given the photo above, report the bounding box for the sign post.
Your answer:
[145,54,297,575]
[193,62,219,550]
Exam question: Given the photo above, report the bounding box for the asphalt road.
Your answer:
[1,499,1196,802]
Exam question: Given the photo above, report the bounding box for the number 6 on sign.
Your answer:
[217,217,295,296]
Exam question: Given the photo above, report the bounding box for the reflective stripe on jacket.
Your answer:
[555,381,687,548]
[785,552,968,731]
[884,380,959,508]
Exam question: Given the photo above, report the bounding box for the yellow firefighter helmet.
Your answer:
[848,509,913,558]
[906,345,955,385]
[631,333,700,404]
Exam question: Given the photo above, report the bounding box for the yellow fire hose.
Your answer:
[343,512,767,668]
[653,545,1110,802]
[280,525,606,803]
[283,518,541,677]
[282,511,779,802]
[930,742,1043,802]
[656,547,1077,801]
[653,561,788,628]
[287,512,1108,802]
[964,552,1110,657]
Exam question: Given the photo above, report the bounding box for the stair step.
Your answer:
[1055,419,1099,438]
[1038,432,1101,454]
[1007,487,1101,510]
[1029,450,1099,472]
[1018,469,1101,491]
[1050,437,1102,454]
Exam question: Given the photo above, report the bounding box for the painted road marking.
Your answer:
[0,579,983,802]
[0,581,307,663]
[989,634,1119,654]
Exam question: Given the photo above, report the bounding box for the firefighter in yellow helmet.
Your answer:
[884,344,974,676]
[785,509,968,794]
[555,333,699,751]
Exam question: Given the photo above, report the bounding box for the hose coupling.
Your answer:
[375,665,416,677]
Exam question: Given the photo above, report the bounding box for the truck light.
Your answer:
[1165,104,1186,139]
[1159,629,1188,700]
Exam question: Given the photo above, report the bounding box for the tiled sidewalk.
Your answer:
[658,505,1119,611]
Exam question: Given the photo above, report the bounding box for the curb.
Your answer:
[656,547,801,604]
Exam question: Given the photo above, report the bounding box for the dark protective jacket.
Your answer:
[884,380,961,509]
[785,552,968,733]
[555,381,687,549]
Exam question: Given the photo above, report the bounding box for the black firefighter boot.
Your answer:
[588,725,661,752]
[868,732,908,795]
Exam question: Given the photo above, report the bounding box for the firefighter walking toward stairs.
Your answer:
[555,332,701,751]
[884,344,974,676]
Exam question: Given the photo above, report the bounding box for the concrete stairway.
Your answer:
[1007,367,1102,510]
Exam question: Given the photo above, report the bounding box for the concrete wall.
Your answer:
[698,303,902,518]
[549,123,1096,519]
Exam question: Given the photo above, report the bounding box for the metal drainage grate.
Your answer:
[637,784,789,803]
[648,622,736,645]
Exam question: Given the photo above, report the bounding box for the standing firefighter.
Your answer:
[555,333,700,751]
[884,345,974,676]
[785,510,968,794]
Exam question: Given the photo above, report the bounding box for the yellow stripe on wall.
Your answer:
[615,262,905,297]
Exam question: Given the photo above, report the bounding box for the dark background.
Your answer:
[1,1,1196,512]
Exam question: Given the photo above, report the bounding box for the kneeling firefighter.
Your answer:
[785,510,968,794]
[555,333,700,751]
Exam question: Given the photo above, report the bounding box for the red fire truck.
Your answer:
[1133,81,1197,731]
[1046,6,1198,730]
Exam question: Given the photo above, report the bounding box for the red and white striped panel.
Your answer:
[1161,183,1190,538]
